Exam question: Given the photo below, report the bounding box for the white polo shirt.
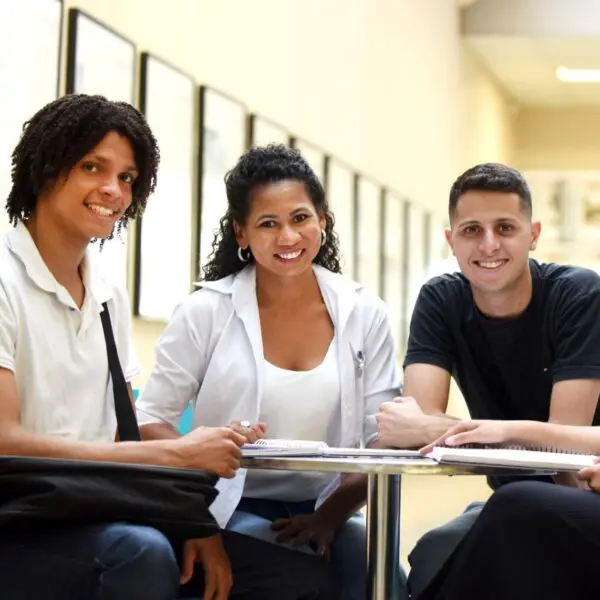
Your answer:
[0,223,140,442]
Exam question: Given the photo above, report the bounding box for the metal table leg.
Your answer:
[366,473,402,600]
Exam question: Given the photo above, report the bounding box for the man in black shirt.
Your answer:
[375,163,600,599]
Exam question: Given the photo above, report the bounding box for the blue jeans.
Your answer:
[0,523,339,600]
[227,497,407,600]
[0,523,180,600]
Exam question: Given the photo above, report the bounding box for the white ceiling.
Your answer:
[465,36,600,106]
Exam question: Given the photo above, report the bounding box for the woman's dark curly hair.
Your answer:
[5,94,160,239]
[202,144,342,281]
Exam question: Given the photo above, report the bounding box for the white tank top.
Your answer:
[243,337,340,501]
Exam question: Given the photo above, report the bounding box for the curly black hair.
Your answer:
[5,94,160,239]
[202,144,342,281]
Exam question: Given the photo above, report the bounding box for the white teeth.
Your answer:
[478,260,504,269]
[277,250,302,260]
[87,204,115,217]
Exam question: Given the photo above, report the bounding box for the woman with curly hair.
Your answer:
[137,144,407,600]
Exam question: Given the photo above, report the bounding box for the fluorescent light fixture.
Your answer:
[556,66,600,83]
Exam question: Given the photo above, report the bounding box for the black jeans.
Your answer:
[0,524,339,600]
[420,481,600,600]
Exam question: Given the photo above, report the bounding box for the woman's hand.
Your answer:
[420,419,515,454]
[271,513,335,560]
[228,420,266,443]
[577,457,600,492]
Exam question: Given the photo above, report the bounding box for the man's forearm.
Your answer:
[390,412,460,448]
[0,425,178,467]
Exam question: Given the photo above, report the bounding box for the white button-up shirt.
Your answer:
[137,264,401,526]
[0,223,140,441]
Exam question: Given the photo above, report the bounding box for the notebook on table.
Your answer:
[426,446,597,472]
[242,439,423,459]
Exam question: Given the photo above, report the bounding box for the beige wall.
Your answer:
[62,0,511,218]
[460,47,516,169]
[515,107,600,170]
[60,0,515,385]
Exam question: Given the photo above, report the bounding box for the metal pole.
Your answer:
[366,473,402,600]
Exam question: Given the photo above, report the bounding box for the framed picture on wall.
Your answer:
[247,114,290,147]
[425,214,454,279]
[382,189,405,352]
[403,202,427,341]
[355,176,383,297]
[290,137,327,188]
[66,8,137,290]
[197,86,247,276]
[326,158,356,278]
[0,0,62,237]
[134,53,196,321]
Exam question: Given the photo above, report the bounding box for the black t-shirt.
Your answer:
[405,260,600,422]
[404,260,600,486]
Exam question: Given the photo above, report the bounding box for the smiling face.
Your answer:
[446,190,541,298]
[35,131,138,243]
[234,179,325,278]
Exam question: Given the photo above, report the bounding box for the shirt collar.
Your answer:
[5,222,113,308]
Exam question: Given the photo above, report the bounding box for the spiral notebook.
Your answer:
[242,439,422,459]
[426,446,597,472]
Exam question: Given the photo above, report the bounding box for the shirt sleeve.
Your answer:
[361,295,402,444]
[136,292,211,429]
[0,284,16,372]
[403,280,455,373]
[552,284,600,382]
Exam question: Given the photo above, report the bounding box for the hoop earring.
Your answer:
[320,229,327,247]
[237,246,251,263]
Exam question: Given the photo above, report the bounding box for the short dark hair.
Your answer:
[448,163,532,221]
[6,94,160,239]
[201,144,342,281]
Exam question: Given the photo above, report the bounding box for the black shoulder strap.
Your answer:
[100,302,141,442]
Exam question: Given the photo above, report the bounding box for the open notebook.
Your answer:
[242,439,422,459]
[243,439,598,472]
[427,446,597,472]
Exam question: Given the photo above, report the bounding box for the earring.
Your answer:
[320,229,327,247]
[237,246,251,263]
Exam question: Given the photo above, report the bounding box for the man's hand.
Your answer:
[180,536,232,600]
[376,397,427,447]
[175,427,245,477]
[271,513,335,560]
[228,420,266,443]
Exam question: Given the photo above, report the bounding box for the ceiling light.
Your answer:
[556,66,600,83]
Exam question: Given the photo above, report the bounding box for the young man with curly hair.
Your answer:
[0,96,338,600]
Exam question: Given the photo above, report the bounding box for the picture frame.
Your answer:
[197,86,247,276]
[425,214,453,279]
[66,8,136,290]
[0,0,62,237]
[355,175,383,296]
[247,114,290,147]
[290,137,327,188]
[403,202,427,341]
[133,53,196,321]
[325,158,356,278]
[382,189,405,352]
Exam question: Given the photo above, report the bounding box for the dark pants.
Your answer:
[0,523,339,600]
[407,501,484,599]
[419,481,600,600]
